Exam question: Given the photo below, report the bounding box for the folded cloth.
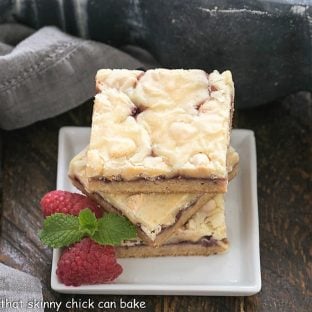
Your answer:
[0,263,43,312]
[0,25,149,130]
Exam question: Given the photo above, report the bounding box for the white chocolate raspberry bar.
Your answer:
[87,69,234,193]
[69,147,238,246]
[116,194,228,257]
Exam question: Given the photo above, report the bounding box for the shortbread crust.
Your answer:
[116,239,228,258]
[87,69,234,193]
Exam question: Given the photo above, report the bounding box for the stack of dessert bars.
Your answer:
[69,69,239,257]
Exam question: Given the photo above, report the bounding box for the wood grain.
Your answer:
[0,92,311,311]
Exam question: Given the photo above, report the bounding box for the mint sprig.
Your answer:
[38,214,83,248]
[93,214,137,245]
[38,208,137,248]
[78,208,97,236]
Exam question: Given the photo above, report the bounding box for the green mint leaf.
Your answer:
[39,213,84,248]
[92,213,137,245]
[78,208,98,236]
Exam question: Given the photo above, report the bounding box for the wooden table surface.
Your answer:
[0,92,311,312]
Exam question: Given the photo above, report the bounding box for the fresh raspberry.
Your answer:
[40,190,103,218]
[56,238,122,286]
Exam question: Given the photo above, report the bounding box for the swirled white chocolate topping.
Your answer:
[87,69,234,181]
[165,194,226,244]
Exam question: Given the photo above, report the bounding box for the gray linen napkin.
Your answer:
[0,263,43,312]
[0,25,147,130]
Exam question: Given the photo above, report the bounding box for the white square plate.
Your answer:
[51,127,261,296]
